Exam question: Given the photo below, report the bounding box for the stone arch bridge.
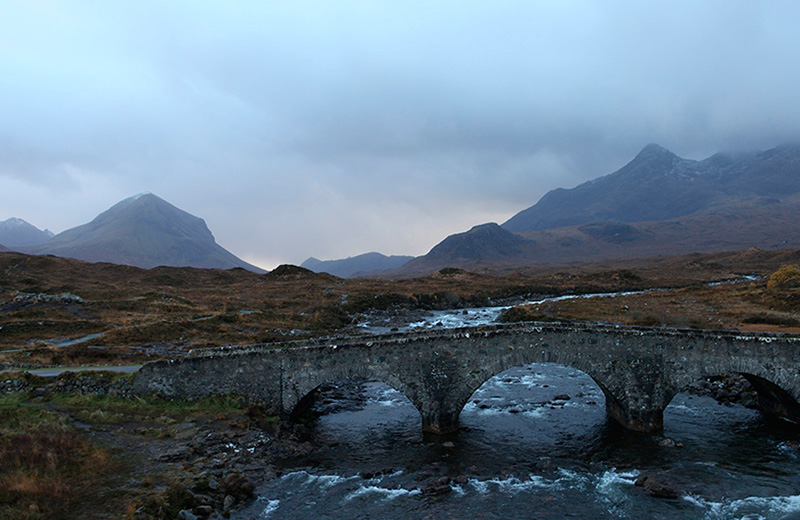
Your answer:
[132,322,800,434]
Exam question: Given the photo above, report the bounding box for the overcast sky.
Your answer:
[2,1,800,269]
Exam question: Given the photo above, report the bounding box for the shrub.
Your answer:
[767,264,800,289]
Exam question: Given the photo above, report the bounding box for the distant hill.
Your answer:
[301,252,414,278]
[0,243,7,252]
[503,143,800,233]
[0,218,54,247]
[23,193,265,272]
[395,224,533,275]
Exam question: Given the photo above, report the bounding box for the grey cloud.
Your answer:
[2,1,800,268]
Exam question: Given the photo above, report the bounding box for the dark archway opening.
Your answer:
[458,363,610,464]
[290,379,423,449]
[633,374,800,504]
[741,373,800,424]
[674,373,800,429]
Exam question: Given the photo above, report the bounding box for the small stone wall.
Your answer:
[0,371,134,397]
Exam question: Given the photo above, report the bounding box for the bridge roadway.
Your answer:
[132,322,800,434]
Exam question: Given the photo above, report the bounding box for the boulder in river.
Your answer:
[635,474,681,499]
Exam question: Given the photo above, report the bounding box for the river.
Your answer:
[234,363,800,519]
[232,279,799,519]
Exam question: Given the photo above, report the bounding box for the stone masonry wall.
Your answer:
[133,322,800,432]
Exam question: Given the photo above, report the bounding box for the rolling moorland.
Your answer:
[2,247,800,368]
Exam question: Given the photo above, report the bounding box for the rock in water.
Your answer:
[635,474,681,499]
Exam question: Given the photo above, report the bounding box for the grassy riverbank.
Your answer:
[0,376,287,520]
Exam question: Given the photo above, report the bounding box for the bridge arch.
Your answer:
[670,359,800,424]
[420,343,639,434]
[282,364,425,425]
[458,362,607,424]
[452,361,617,425]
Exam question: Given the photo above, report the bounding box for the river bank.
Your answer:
[0,371,317,520]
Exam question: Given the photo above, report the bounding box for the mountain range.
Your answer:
[301,252,415,278]
[17,193,264,272]
[503,143,800,232]
[387,143,800,276]
[0,217,54,247]
[3,142,799,276]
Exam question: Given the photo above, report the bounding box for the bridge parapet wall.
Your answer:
[132,322,800,433]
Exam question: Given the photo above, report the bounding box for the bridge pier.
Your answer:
[604,398,664,432]
[421,408,461,435]
[598,381,669,433]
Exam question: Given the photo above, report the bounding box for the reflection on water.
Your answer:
[236,363,800,520]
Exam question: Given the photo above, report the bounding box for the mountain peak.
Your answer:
[125,192,154,202]
[115,192,166,210]
[503,142,800,234]
[466,222,503,233]
[639,142,673,154]
[3,217,27,227]
[0,218,54,247]
[630,143,679,165]
[25,194,264,272]
[425,223,527,261]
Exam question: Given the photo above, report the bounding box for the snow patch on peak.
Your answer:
[125,192,154,203]
[2,217,28,227]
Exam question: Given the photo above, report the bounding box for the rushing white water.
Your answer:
[234,361,800,520]
[357,275,761,333]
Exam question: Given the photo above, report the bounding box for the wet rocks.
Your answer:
[359,468,396,480]
[537,458,559,472]
[177,510,197,520]
[687,374,758,409]
[13,291,85,305]
[220,472,256,502]
[635,474,681,499]
[0,377,30,393]
[656,436,684,448]
[423,476,453,496]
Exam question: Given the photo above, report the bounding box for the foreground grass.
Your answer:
[0,394,115,520]
[0,388,264,520]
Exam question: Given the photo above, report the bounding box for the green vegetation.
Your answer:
[48,392,248,416]
[742,313,800,327]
